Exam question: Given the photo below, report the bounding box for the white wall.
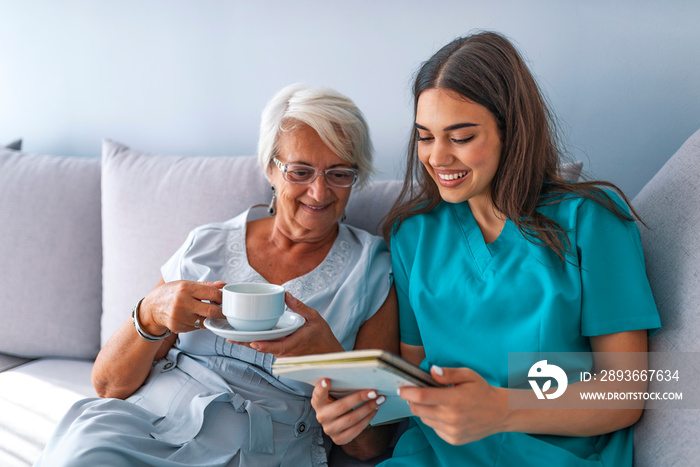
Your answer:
[1,0,699,197]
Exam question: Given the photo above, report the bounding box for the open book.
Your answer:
[272,349,442,425]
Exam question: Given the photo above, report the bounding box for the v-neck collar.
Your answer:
[450,202,512,275]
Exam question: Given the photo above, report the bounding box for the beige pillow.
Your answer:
[100,140,271,345]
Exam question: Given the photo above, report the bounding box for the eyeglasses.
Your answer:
[272,157,358,187]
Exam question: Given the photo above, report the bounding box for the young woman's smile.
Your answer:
[435,169,471,184]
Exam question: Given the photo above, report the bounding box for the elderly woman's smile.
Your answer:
[301,203,332,211]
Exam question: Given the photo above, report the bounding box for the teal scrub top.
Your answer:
[382,192,661,467]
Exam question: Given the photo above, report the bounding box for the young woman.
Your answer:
[312,31,660,466]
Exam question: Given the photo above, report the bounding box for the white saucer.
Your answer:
[204,311,305,342]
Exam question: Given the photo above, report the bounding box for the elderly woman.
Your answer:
[35,83,398,466]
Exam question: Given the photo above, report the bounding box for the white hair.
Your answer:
[257,83,374,187]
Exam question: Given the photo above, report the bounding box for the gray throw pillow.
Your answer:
[0,148,101,359]
[345,180,402,236]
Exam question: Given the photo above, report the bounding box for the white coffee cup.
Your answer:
[222,283,285,331]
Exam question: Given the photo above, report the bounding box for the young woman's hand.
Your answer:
[398,366,508,445]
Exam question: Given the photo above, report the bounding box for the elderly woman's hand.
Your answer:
[140,280,226,335]
[235,292,344,357]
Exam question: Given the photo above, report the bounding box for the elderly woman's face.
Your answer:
[269,124,353,241]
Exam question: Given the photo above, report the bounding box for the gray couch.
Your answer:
[1,130,698,466]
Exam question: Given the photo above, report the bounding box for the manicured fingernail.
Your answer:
[250,343,259,350]
[368,391,377,399]
[321,379,328,388]
[432,365,444,376]
[396,388,402,397]
[376,395,386,405]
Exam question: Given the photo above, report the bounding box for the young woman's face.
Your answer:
[415,88,502,205]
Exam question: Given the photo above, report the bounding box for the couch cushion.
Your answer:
[631,128,700,466]
[0,148,101,359]
[0,359,96,466]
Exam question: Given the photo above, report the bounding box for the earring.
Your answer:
[341,212,347,222]
[267,186,277,216]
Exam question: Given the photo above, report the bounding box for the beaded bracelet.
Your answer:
[131,297,172,342]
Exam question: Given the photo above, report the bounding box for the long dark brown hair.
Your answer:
[382,31,639,262]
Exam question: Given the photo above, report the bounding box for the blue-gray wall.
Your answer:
[2,0,699,197]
